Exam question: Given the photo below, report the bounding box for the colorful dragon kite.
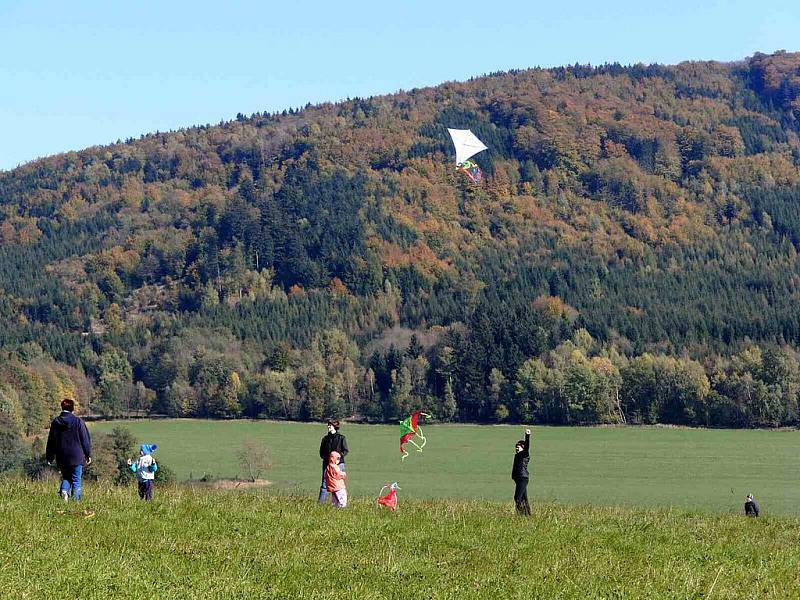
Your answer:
[399,410,430,460]
[456,159,483,183]
[376,482,401,512]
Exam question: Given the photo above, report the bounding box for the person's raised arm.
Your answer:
[523,428,531,457]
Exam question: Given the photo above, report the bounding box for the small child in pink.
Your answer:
[326,451,348,508]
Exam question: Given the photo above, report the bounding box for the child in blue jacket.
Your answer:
[127,444,158,501]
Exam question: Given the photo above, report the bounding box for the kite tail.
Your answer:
[416,426,427,450]
[406,426,427,453]
[400,431,415,460]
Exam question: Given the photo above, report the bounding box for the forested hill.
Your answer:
[2,51,800,434]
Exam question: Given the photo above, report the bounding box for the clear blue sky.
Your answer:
[1,0,798,171]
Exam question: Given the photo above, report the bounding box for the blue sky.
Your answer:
[1,0,798,171]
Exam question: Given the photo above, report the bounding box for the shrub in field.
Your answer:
[0,413,26,475]
[237,440,273,482]
[154,462,176,484]
[23,436,53,480]
[85,426,136,484]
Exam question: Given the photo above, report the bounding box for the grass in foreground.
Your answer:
[2,480,799,599]
[92,420,800,515]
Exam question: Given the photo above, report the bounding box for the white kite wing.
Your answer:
[447,128,488,165]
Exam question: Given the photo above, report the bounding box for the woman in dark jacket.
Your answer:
[511,428,532,516]
[45,399,92,502]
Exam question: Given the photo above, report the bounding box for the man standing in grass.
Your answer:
[46,399,92,502]
[318,419,348,503]
[512,428,532,516]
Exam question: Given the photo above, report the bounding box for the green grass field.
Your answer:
[2,480,799,599]
[91,420,800,515]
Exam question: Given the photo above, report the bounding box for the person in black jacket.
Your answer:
[318,419,348,503]
[511,428,532,516]
[744,493,760,517]
[46,399,92,502]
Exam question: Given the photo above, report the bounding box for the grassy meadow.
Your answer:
[91,420,800,515]
[2,480,800,599]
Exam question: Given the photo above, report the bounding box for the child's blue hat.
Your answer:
[140,444,157,455]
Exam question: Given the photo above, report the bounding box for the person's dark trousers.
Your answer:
[318,461,346,502]
[138,480,153,501]
[514,477,531,516]
[59,464,84,501]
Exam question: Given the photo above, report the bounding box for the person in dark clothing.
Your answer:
[318,419,348,503]
[45,399,92,502]
[745,493,760,517]
[511,428,532,516]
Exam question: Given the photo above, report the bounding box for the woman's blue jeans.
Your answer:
[59,464,84,501]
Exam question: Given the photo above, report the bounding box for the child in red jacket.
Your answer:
[326,451,348,508]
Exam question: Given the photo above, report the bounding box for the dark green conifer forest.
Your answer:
[2,51,800,433]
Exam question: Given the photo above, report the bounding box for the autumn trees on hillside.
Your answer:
[1,52,800,428]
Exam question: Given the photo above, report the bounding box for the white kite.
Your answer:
[447,128,488,183]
